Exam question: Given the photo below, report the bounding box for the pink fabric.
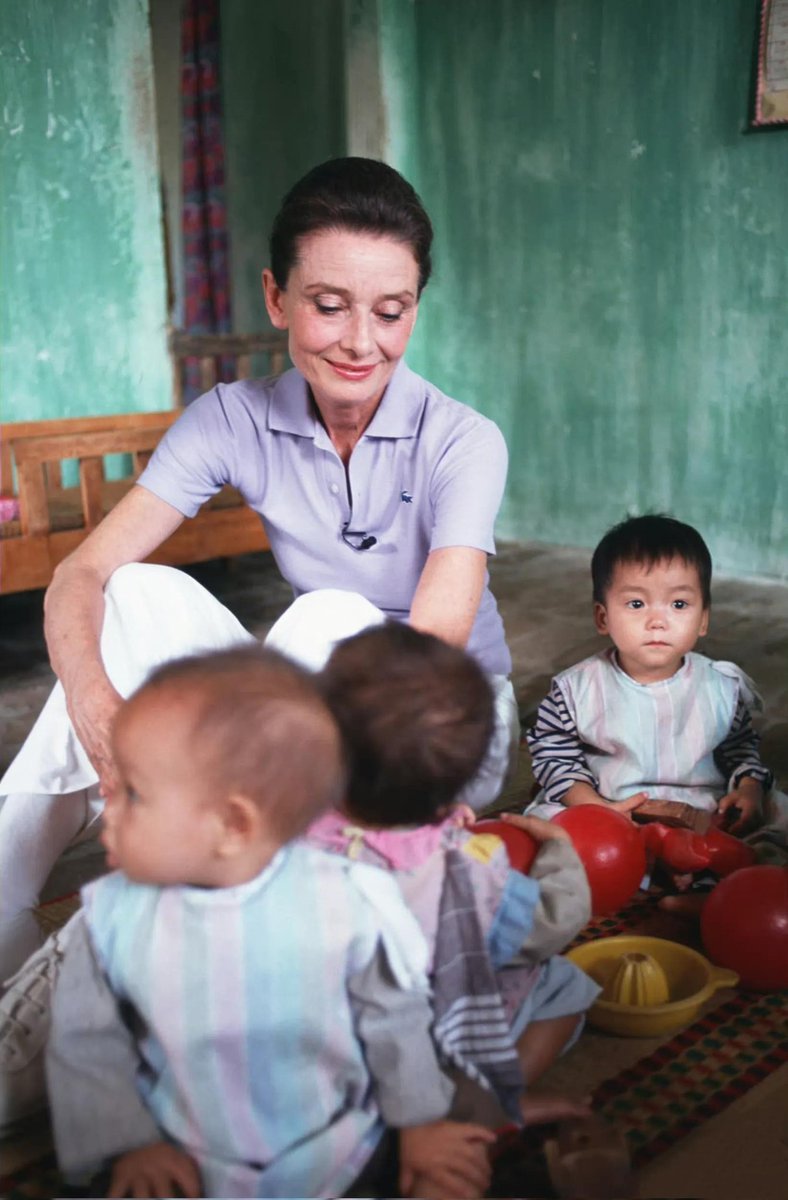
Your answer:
[307,810,463,871]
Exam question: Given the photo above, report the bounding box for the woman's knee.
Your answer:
[265,590,386,671]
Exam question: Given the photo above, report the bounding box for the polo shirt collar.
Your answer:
[268,361,425,440]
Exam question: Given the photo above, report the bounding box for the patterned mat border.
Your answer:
[570,893,656,946]
[593,989,788,1167]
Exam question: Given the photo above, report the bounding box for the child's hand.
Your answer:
[608,790,650,816]
[453,804,478,828]
[399,1120,496,1199]
[107,1141,201,1198]
[562,782,648,818]
[501,812,571,843]
[717,778,763,835]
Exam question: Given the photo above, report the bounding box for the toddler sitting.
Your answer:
[44,647,494,1199]
[308,622,599,1127]
[525,514,784,843]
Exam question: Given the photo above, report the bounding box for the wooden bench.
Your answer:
[0,332,287,595]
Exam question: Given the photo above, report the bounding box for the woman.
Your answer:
[0,157,517,979]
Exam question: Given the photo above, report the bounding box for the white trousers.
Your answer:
[0,565,519,980]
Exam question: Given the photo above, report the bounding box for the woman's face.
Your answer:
[263,229,420,416]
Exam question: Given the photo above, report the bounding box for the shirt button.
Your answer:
[330,483,340,495]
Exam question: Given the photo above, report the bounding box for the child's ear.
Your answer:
[698,608,710,638]
[216,792,261,857]
[593,602,609,635]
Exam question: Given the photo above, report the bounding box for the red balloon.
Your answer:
[552,806,646,915]
[642,823,711,872]
[702,827,756,877]
[701,866,788,990]
[471,819,538,874]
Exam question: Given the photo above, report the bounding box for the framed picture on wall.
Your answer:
[751,0,788,127]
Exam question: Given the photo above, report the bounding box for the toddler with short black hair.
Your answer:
[525,514,785,842]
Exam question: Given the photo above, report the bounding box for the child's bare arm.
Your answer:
[107,1143,201,1199]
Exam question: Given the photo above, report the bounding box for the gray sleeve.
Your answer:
[45,913,160,1179]
[512,839,592,963]
[348,941,454,1127]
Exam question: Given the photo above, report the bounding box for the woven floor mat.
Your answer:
[34,895,80,937]
[0,1152,62,1200]
[593,989,788,1168]
[552,892,788,1173]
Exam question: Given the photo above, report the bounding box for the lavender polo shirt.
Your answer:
[138,361,512,675]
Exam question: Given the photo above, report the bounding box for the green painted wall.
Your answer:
[374,0,788,578]
[0,0,171,423]
[221,0,346,333]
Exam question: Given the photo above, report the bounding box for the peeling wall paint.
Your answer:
[0,0,170,423]
[365,0,788,578]
[221,0,346,333]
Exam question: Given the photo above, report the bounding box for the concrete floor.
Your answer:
[1,541,787,1196]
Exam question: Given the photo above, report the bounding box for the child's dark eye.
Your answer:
[626,599,644,609]
[672,600,688,610]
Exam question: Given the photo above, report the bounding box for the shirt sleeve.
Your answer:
[429,414,508,555]
[488,840,591,967]
[45,912,161,1181]
[136,385,246,517]
[714,695,773,792]
[348,939,454,1128]
[525,680,598,803]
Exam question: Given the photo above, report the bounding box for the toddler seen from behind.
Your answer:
[308,623,599,1128]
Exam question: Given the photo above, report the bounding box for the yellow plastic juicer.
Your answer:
[567,935,739,1037]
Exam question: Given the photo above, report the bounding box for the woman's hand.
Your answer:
[399,1120,495,1199]
[65,669,124,796]
[107,1141,202,1198]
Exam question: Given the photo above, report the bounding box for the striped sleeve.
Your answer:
[525,680,598,804]
[714,696,773,792]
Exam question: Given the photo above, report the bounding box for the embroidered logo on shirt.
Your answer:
[400,491,413,503]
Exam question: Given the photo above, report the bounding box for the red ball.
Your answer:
[552,806,646,915]
[701,866,788,990]
[471,819,538,874]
